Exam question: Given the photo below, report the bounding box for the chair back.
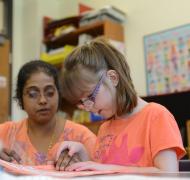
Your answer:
[179,160,190,171]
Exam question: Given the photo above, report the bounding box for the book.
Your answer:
[80,5,127,26]
[40,45,75,65]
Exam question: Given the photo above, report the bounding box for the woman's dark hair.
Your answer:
[15,60,61,109]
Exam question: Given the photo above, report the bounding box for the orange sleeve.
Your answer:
[78,124,97,159]
[64,121,97,159]
[150,108,186,159]
[0,122,14,148]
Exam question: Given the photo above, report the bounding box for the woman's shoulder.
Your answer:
[0,119,26,128]
[0,119,26,137]
[65,119,91,131]
[63,119,96,139]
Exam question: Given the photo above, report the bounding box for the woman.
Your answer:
[0,60,96,169]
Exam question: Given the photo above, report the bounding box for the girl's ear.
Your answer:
[107,70,119,87]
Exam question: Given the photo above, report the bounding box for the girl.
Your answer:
[57,38,186,172]
[0,60,96,169]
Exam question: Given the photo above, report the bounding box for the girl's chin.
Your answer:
[100,112,114,120]
[106,114,115,120]
[97,108,114,120]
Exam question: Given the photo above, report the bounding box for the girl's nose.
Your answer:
[77,104,84,109]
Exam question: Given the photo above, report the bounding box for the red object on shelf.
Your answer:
[79,3,93,15]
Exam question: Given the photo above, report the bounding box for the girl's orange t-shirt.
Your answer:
[93,103,186,167]
[0,119,96,165]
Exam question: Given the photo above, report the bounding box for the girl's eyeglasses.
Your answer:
[77,73,106,110]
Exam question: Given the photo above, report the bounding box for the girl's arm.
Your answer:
[153,149,178,171]
[65,149,179,172]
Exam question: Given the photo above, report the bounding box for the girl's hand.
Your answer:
[65,161,163,173]
[0,148,21,164]
[55,141,89,171]
[65,161,117,171]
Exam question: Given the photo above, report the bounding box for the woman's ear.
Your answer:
[107,70,119,87]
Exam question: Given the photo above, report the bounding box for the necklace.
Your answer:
[47,127,56,152]
[27,119,57,154]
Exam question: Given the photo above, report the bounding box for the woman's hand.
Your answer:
[0,148,21,164]
[55,141,89,171]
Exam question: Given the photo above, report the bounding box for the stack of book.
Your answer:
[80,5,127,26]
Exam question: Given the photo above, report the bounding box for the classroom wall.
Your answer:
[12,0,78,120]
[12,0,65,120]
[11,0,190,120]
[0,1,3,33]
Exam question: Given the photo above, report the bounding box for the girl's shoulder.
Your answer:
[131,102,176,128]
[98,102,174,132]
[146,102,168,110]
[144,102,174,117]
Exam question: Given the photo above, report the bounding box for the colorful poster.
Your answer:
[144,24,190,95]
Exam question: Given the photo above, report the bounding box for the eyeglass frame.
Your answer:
[77,72,106,110]
[23,86,57,101]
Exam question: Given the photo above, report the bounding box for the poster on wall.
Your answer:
[144,24,190,95]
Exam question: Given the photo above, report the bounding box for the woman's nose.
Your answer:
[38,94,47,104]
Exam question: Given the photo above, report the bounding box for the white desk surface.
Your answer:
[1,172,190,180]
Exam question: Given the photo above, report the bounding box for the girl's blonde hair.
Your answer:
[60,38,137,116]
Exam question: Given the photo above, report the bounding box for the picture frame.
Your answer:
[144,24,190,95]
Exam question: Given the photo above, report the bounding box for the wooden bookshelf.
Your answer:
[44,20,124,50]
[0,37,10,123]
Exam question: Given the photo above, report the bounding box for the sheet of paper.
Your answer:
[0,172,60,180]
[78,174,190,180]
[0,159,118,178]
[0,171,190,180]
[0,160,189,180]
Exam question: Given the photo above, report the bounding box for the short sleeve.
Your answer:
[76,124,97,158]
[0,121,18,149]
[64,121,97,159]
[150,107,186,160]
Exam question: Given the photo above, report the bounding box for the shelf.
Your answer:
[44,20,124,50]
[45,21,104,49]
